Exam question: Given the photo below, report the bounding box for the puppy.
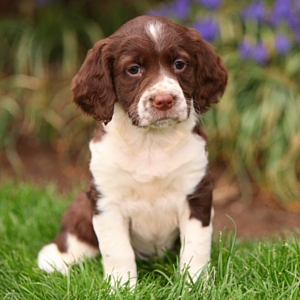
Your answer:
[38,15,227,287]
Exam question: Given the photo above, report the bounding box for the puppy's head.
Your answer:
[72,16,228,128]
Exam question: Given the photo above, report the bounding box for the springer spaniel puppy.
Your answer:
[38,15,227,287]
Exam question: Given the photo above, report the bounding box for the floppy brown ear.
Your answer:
[189,29,228,113]
[71,38,116,123]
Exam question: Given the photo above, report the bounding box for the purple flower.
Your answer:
[192,18,219,42]
[34,0,52,5]
[286,12,299,30]
[275,34,291,55]
[239,40,268,64]
[269,0,300,31]
[252,42,268,64]
[296,0,300,12]
[147,6,170,18]
[270,0,300,30]
[170,0,191,20]
[238,40,253,59]
[269,0,293,26]
[242,1,265,22]
[292,29,300,44]
[273,0,292,17]
[197,0,222,10]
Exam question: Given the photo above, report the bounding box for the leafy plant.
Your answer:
[0,2,103,170]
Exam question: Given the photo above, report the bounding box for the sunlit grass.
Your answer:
[0,183,299,299]
[0,1,299,207]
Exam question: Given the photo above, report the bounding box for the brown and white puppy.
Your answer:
[38,15,227,287]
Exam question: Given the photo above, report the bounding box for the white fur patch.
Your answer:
[37,233,99,274]
[147,21,163,44]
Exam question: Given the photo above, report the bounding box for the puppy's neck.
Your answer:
[104,103,199,147]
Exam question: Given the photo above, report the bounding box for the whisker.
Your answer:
[192,101,201,115]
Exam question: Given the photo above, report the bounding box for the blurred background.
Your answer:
[0,0,299,236]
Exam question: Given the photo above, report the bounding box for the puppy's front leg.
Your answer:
[179,214,213,281]
[180,204,213,282]
[93,206,137,288]
[179,174,214,281]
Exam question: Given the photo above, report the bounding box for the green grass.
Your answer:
[0,182,299,299]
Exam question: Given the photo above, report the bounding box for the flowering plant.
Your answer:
[149,0,300,209]
[149,0,300,64]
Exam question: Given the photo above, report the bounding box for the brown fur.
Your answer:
[55,192,98,251]
[192,121,208,141]
[187,172,213,227]
[91,122,106,143]
[86,180,102,215]
[72,39,116,123]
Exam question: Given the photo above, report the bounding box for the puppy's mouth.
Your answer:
[149,117,179,128]
[156,115,173,121]
[145,110,185,128]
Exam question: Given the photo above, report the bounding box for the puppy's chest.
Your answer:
[90,129,207,248]
[90,131,207,201]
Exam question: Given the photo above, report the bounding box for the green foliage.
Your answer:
[1,183,299,299]
[206,58,300,205]
[0,2,101,169]
[203,2,300,207]
[0,3,104,77]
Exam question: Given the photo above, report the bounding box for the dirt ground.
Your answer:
[1,139,299,239]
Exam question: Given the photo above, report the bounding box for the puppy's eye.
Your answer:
[127,65,141,75]
[174,60,186,71]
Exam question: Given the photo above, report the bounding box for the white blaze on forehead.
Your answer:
[147,21,163,44]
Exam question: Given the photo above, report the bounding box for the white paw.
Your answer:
[107,273,137,289]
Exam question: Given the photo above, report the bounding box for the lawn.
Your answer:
[0,182,299,299]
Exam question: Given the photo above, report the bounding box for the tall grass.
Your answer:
[0,182,299,299]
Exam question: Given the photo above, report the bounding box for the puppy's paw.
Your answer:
[105,274,137,295]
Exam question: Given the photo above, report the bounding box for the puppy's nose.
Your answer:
[153,94,174,111]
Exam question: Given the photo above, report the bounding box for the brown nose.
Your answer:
[152,94,174,111]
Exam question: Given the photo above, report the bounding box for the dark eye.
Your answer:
[127,65,141,75]
[174,60,186,71]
